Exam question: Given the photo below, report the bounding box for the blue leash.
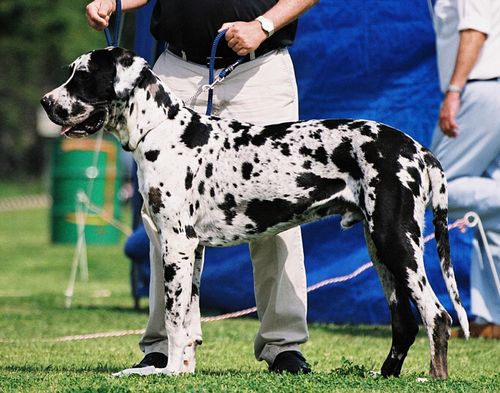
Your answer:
[206,30,246,115]
[104,0,122,47]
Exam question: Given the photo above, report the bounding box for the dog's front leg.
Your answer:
[160,232,199,375]
[181,245,204,373]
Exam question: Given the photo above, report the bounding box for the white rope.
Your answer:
[23,215,471,342]
[0,194,51,212]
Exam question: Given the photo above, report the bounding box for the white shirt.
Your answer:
[433,0,500,92]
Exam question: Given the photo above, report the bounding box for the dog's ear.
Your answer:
[111,47,149,99]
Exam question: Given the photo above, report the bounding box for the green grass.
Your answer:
[0,191,499,392]
[0,179,46,198]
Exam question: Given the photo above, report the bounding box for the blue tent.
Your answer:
[130,0,474,324]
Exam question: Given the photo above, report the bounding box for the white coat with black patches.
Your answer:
[41,47,469,379]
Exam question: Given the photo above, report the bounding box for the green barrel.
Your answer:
[50,135,122,244]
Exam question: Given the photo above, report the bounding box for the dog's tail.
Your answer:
[426,151,470,338]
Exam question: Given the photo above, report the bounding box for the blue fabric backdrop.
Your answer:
[131,0,474,324]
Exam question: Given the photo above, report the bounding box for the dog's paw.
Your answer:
[181,342,197,373]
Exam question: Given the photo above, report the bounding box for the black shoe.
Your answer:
[132,352,168,368]
[269,351,312,374]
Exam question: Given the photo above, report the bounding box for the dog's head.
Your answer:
[40,47,149,139]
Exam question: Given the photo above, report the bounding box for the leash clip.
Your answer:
[202,76,225,92]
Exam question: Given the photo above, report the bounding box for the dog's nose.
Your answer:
[40,95,52,112]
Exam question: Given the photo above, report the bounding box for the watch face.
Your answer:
[257,16,274,36]
[262,20,272,32]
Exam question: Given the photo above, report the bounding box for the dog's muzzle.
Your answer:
[40,95,108,138]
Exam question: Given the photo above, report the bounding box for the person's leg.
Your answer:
[128,55,207,364]
[217,49,309,368]
[153,49,309,368]
[469,156,500,328]
[138,208,169,355]
[249,229,308,364]
[431,82,500,332]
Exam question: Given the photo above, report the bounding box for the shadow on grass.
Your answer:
[71,304,148,314]
[0,364,118,374]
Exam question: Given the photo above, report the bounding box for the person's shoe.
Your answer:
[112,352,168,377]
[451,322,500,339]
[469,322,500,339]
[269,351,312,374]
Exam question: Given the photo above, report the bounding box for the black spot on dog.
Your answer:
[313,146,328,165]
[241,162,253,180]
[296,173,347,202]
[348,120,365,130]
[218,193,237,225]
[168,104,180,119]
[303,160,312,170]
[330,139,363,180]
[54,105,70,120]
[406,166,421,196]
[70,102,85,117]
[148,187,164,213]
[299,146,313,157]
[118,52,134,68]
[165,294,174,312]
[185,167,193,190]
[198,181,205,195]
[299,145,330,165]
[185,225,197,238]
[164,263,178,283]
[245,198,300,232]
[280,143,291,156]
[205,163,213,178]
[181,111,212,148]
[145,150,160,162]
[322,119,352,130]
[260,123,294,141]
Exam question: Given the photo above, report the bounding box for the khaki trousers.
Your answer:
[139,48,308,364]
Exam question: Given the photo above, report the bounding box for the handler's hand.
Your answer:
[219,21,268,56]
[86,0,116,30]
[439,92,460,137]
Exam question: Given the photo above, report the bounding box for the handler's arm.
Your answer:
[86,0,149,30]
[220,0,319,56]
[439,29,486,137]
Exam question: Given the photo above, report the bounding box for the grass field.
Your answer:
[0,187,499,392]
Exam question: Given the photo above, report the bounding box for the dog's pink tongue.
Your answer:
[60,126,71,135]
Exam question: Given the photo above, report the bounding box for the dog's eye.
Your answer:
[75,71,91,81]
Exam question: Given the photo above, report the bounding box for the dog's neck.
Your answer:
[110,67,184,151]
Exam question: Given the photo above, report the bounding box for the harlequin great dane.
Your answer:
[41,47,469,379]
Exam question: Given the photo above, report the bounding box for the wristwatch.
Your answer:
[256,16,274,37]
[446,84,463,94]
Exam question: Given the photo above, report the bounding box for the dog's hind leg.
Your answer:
[404,261,451,379]
[181,245,204,373]
[366,218,451,379]
[364,225,419,377]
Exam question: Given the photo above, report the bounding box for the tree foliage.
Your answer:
[0,0,131,178]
